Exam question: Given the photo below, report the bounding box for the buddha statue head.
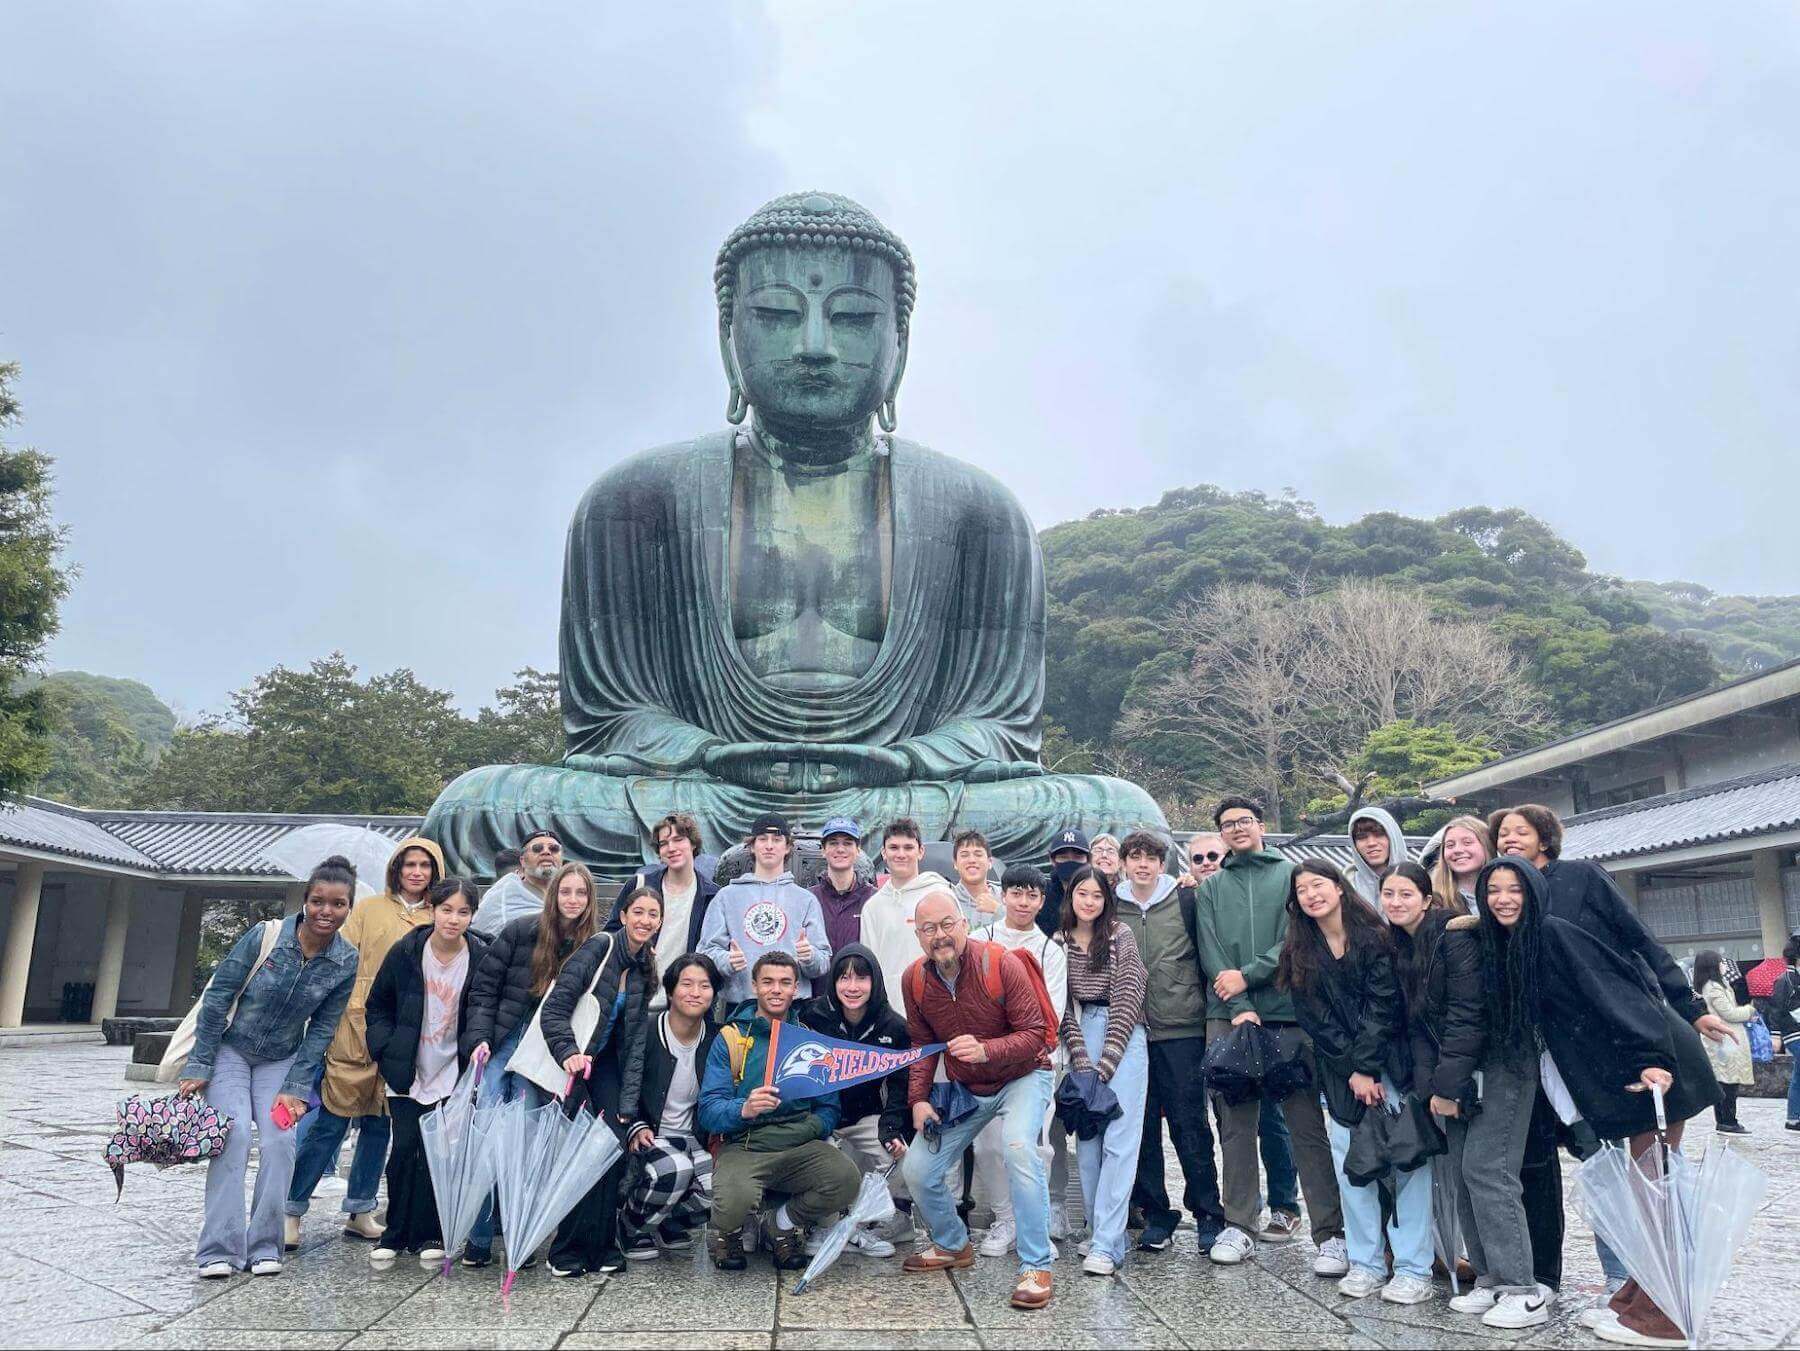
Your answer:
[715,192,915,437]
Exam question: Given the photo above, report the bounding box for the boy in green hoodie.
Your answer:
[698,951,862,1271]
[1194,797,1345,1274]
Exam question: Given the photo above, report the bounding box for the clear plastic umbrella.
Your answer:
[1428,1165,1465,1295]
[791,1168,898,1294]
[419,1060,500,1275]
[491,1098,624,1299]
[258,823,403,900]
[1576,1090,1767,1347]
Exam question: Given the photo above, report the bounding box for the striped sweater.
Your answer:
[1058,920,1148,1080]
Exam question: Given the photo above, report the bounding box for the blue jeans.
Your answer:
[903,1069,1054,1272]
[1076,1012,1149,1264]
[199,1046,298,1268]
[465,1019,540,1254]
[1260,1095,1300,1214]
[1324,1086,1433,1280]
[1787,1055,1800,1123]
[284,1107,391,1217]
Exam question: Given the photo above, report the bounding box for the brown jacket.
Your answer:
[320,836,443,1118]
[902,938,1050,1103]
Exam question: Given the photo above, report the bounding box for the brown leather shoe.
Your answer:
[1608,1277,1640,1315]
[1011,1269,1054,1309]
[902,1242,975,1273]
[1617,1286,1685,1344]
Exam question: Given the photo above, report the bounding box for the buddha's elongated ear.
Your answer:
[720,324,748,425]
[878,330,909,433]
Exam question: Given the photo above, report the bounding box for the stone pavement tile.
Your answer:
[779,1333,982,1350]
[951,1260,1170,1332]
[575,1251,777,1330]
[562,1334,771,1350]
[123,1330,351,1349]
[1177,1336,1381,1351]
[1119,1258,1354,1335]
[161,1263,433,1331]
[343,1332,562,1350]
[0,1250,151,1337]
[32,1313,166,1349]
[978,1328,1185,1349]
[1341,1313,1517,1349]
[777,1265,971,1329]
[370,1266,601,1329]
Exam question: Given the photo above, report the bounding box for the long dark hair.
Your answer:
[1058,864,1118,973]
[1475,857,1545,1055]
[1382,861,1444,1007]
[530,862,601,997]
[615,884,664,988]
[1276,861,1390,995]
[1691,949,1726,996]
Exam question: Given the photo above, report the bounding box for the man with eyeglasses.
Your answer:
[899,891,1057,1311]
[471,829,563,936]
[1194,797,1346,1276]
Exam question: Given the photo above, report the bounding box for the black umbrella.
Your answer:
[1054,1068,1123,1141]
[1203,1021,1313,1105]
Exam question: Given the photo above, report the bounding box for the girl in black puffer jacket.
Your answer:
[536,886,661,1277]
[1277,861,1431,1305]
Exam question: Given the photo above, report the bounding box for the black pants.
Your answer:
[549,1155,627,1271]
[1520,1089,1563,1292]
[1132,1034,1224,1228]
[383,1098,442,1253]
[1714,1084,1741,1128]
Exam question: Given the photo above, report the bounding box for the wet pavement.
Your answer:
[5,1043,1798,1349]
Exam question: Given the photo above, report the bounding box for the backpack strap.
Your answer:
[906,957,926,1012]
[723,1025,752,1085]
[979,940,1008,1003]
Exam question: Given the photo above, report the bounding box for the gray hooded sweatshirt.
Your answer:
[696,870,833,1004]
[1347,806,1409,911]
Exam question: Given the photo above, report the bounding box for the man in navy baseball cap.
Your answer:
[1038,827,1093,939]
[812,816,873,953]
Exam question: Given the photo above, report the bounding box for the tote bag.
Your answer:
[156,921,281,1083]
[507,934,616,1097]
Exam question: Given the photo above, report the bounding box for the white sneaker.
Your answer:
[1381,1272,1433,1305]
[1580,1282,1624,1330]
[1312,1236,1349,1277]
[315,1175,349,1196]
[249,1259,282,1276]
[978,1218,1016,1258]
[1482,1288,1552,1330]
[848,1228,896,1258]
[418,1247,446,1268]
[1048,1205,1070,1240]
[1449,1286,1498,1315]
[1337,1268,1384,1298]
[1082,1252,1117,1276]
[1208,1226,1255,1265]
[1589,1311,1685,1348]
[368,1247,397,1268]
[197,1262,234,1279]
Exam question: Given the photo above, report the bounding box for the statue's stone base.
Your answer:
[423,762,1167,877]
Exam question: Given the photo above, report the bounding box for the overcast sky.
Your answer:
[4,2,1796,717]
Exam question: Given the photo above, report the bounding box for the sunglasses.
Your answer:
[1191,850,1224,864]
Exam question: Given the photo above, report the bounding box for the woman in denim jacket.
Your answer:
[179,856,360,1277]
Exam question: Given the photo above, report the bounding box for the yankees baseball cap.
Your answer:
[748,813,793,840]
[820,815,863,842]
[1051,827,1091,857]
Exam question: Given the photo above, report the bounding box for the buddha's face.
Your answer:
[729,244,903,431]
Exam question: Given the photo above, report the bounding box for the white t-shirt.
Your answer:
[659,1024,703,1137]
[653,876,698,978]
[410,942,470,1105]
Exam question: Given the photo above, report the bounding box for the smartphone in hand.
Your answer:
[270,1101,296,1131]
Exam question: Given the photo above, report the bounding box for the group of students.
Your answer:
[173,800,1758,1343]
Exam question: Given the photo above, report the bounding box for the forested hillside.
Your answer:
[1625,580,1800,674]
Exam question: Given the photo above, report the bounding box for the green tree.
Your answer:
[1305,720,1496,832]
[0,363,71,799]
[35,678,154,807]
[447,667,561,772]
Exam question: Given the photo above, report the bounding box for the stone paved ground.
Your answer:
[3,1044,1797,1350]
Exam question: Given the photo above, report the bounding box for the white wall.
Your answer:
[7,871,185,1019]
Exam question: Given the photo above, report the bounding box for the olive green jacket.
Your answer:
[1194,848,1297,1023]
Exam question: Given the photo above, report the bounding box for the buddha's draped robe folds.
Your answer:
[425,431,1163,874]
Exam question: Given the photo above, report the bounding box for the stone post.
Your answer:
[1752,848,1787,955]
[0,861,47,1028]
[92,878,132,1023]
[166,891,206,1016]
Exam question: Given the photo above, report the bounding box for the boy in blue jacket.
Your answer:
[699,950,862,1271]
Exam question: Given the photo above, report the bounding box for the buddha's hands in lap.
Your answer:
[961,759,1045,783]
[702,742,911,792]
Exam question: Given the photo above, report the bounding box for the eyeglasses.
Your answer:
[915,918,966,938]
[1217,817,1259,831]
[1191,850,1224,864]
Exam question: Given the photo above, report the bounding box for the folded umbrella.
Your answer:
[104,1092,232,1199]
[1202,1021,1271,1106]
[1428,1162,1466,1294]
[1054,1067,1122,1141]
[922,1081,979,1147]
[492,1097,624,1299]
[1384,1092,1446,1174]
[1743,956,1785,999]
[792,1168,898,1294]
[420,1059,501,1274]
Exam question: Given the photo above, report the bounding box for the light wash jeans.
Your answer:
[284,1107,390,1217]
[199,1045,298,1269]
[465,1018,540,1254]
[902,1068,1054,1272]
[1075,1011,1148,1265]
[1323,1081,1434,1281]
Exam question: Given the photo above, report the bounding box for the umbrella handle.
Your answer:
[1651,1082,1666,1135]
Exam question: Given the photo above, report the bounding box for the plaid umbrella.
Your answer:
[1744,956,1787,999]
[104,1092,232,1198]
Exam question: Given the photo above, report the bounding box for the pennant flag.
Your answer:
[763,1021,945,1103]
